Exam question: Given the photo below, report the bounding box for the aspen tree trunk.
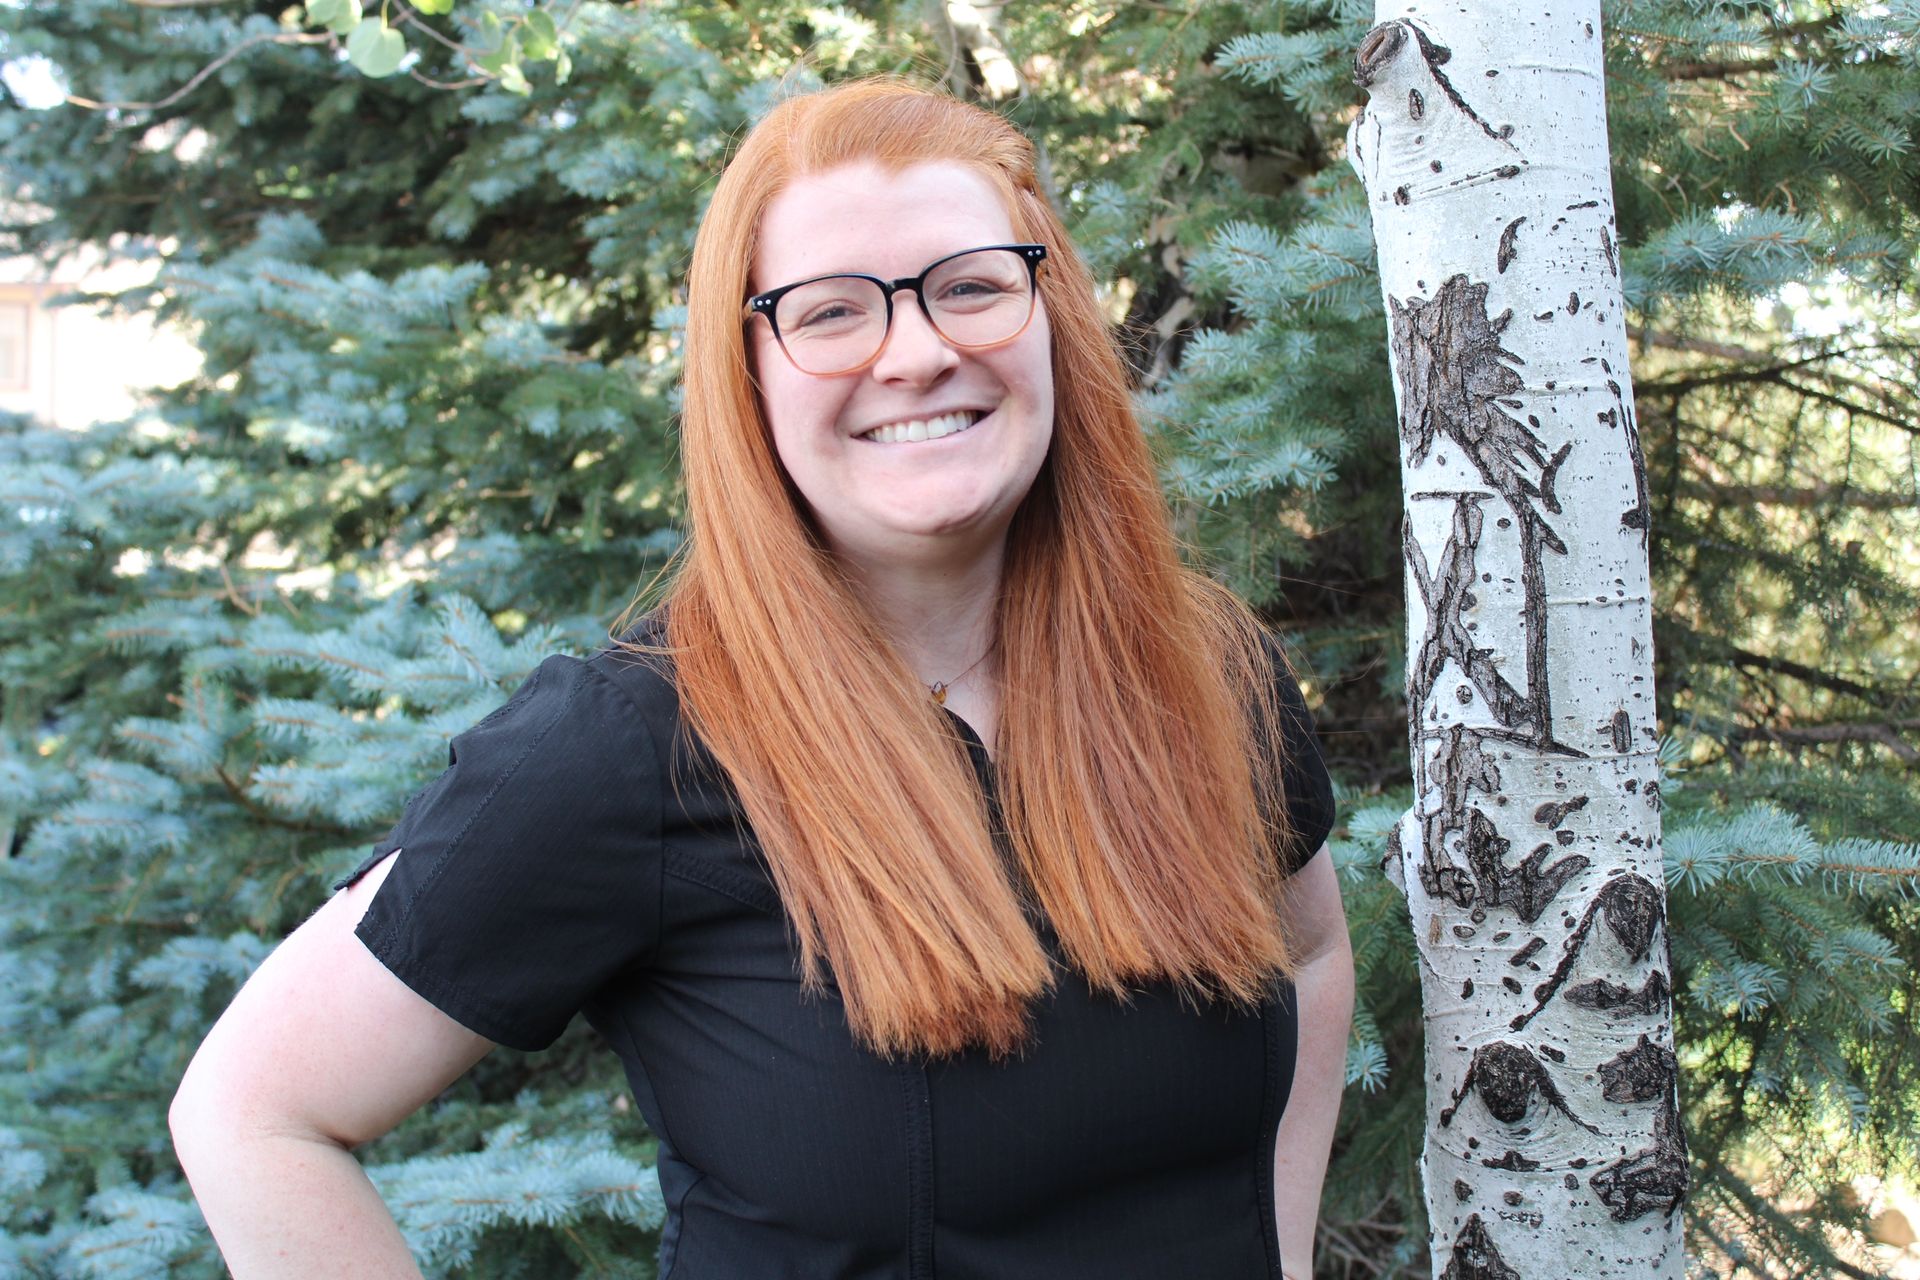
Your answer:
[1346,3,1688,1275]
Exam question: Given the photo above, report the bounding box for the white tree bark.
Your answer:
[1347,3,1686,1276]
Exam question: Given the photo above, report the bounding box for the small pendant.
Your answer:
[929,682,948,706]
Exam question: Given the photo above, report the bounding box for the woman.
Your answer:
[170,79,1352,1279]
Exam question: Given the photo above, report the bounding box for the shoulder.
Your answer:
[1249,625,1338,874]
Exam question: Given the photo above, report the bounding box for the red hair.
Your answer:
[627,78,1299,1060]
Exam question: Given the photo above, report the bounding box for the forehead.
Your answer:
[753,160,1018,289]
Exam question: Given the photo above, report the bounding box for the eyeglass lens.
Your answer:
[774,248,1036,375]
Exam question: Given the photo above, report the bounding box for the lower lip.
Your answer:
[860,410,993,447]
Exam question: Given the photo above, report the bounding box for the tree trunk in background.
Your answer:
[1347,3,1687,1275]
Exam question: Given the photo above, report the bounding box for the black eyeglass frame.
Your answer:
[743,242,1049,376]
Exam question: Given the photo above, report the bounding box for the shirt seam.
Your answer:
[384,656,586,925]
[663,847,782,915]
[1256,989,1286,1280]
[897,1058,935,1279]
[577,655,669,969]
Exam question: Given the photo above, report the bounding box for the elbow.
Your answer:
[169,1055,219,1171]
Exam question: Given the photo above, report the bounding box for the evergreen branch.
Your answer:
[1660,58,1779,81]
[1676,479,1919,511]
[214,765,361,837]
[1689,631,1892,706]
[1634,329,1773,362]
[1721,720,1919,764]
[1698,1158,1884,1280]
[64,32,334,113]
[1639,346,1892,396]
[1775,374,1918,436]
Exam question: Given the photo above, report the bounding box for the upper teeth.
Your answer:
[862,411,982,444]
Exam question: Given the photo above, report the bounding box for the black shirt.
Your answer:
[339,628,1337,1280]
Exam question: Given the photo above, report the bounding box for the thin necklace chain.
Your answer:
[927,643,994,706]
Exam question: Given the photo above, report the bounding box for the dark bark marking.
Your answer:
[1538,1043,1565,1063]
[1428,721,1497,832]
[1501,1190,1522,1206]
[1513,875,1669,1030]
[1431,160,1445,173]
[1599,1034,1676,1103]
[1395,185,1412,205]
[1597,872,1662,960]
[1441,1041,1599,1132]
[1496,216,1525,273]
[1568,199,1599,209]
[1609,709,1631,753]
[1481,832,1588,925]
[1440,1214,1522,1280]
[1352,21,1405,89]
[1563,969,1670,1016]
[1391,278,1580,768]
[1392,21,1519,147]
[1533,310,1555,322]
[1420,800,1587,922]
[1534,797,1587,828]
[1590,1098,1688,1222]
[1404,508,1532,728]
[1510,936,1545,966]
[1483,1149,1539,1171]
[1409,87,1426,119]
[1608,376,1653,548]
[1538,441,1572,514]
[1566,291,1580,315]
[1455,1178,1473,1200]
[1462,978,1475,997]
[1601,224,1618,276]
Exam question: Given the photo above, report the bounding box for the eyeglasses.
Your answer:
[744,243,1047,376]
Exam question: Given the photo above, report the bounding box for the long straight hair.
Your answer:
[637,79,1300,1060]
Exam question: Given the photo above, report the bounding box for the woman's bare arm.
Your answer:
[169,853,495,1278]
[1271,846,1357,1279]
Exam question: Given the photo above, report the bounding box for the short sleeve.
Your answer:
[333,655,663,1051]
[1264,638,1337,877]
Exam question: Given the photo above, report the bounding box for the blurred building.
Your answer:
[0,240,201,431]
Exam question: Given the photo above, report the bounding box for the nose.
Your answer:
[869,291,960,385]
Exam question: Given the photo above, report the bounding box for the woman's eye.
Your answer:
[796,301,866,328]
[942,279,1003,297]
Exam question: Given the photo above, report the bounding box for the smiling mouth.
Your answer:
[858,409,989,444]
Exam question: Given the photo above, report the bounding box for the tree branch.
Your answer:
[1680,629,1891,705]
[1633,328,1772,362]
[1678,479,1918,512]
[66,31,333,113]
[1725,721,1920,764]
[1776,374,1918,436]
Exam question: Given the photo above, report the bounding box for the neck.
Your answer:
[839,543,1002,691]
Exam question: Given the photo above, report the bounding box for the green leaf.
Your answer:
[412,0,455,12]
[498,62,531,96]
[553,49,572,85]
[522,11,559,60]
[316,0,361,37]
[346,20,406,78]
[473,35,518,77]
